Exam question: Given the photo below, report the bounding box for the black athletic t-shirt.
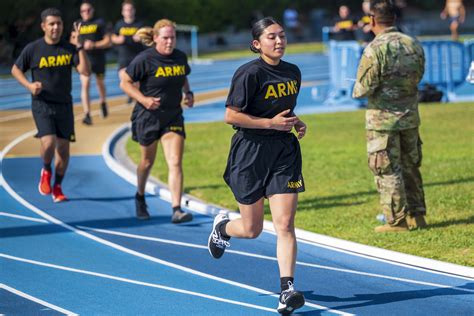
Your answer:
[15,38,79,104]
[126,48,190,114]
[114,19,145,64]
[78,18,107,57]
[226,58,301,136]
[333,17,357,41]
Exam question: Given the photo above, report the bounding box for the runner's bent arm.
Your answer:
[11,65,42,96]
[182,77,194,107]
[120,71,160,110]
[225,106,298,131]
[459,4,466,23]
[93,32,112,49]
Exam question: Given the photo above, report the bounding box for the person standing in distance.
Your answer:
[353,0,427,232]
[74,0,111,125]
[207,17,307,315]
[11,8,90,202]
[111,0,144,102]
[440,0,466,41]
[120,19,194,223]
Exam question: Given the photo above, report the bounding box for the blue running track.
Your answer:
[1,53,473,315]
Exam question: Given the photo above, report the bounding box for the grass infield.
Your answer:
[126,102,474,267]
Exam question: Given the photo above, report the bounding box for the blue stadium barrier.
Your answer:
[324,39,471,105]
[465,40,474,67]
[324,40,364,106]
[420,41,466,101]
[322,26,332,47]
[466,40,474,84]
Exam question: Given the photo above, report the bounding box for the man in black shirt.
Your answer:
[111,0,144,103]
[358,0,375,44]
[11,7,90,202]
[73,0,111,125]
[333,5,357,41]
[112,1,144,76]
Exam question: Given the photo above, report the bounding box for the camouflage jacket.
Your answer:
[352,27,425,131]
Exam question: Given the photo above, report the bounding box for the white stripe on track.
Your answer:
[77,225,474,294]
[104,125,474,281]
[0,131,350,316]
[0,253,276,313]
[0,212,49,223]
[0,283,77,315]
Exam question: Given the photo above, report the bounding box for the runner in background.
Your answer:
[333,5,357,41]
[111,0,144,103]
[358,0,375,44]
[11,8,90,202]
[440,0,466,41]
[73,0,111,125]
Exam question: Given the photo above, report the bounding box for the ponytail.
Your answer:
[136,27,154,46]
[135,19,176,47]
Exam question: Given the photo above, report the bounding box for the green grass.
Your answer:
[199,42,326,60]
[126,102,474,266]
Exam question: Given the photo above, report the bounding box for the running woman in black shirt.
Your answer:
[207,17,306,314]
[72,0,111,125]
[120,19,194,223]
[11,8,90,202]
[111,0,144,103]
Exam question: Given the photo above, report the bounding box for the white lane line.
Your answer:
[104,124,474,281]
[0,164,347,315]
[0,130,36,161]
[0,95,130,123]
[0,253,277,313]
[0,283,77,315]
[77,225,474,294]
[0,212,49,223]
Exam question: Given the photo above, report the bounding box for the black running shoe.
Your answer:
[101,102,108,118]
[277,282,305,315]
[82,113,92,125]
[171,209,193,223]
[135,197,150,220]
[208,212,230,259]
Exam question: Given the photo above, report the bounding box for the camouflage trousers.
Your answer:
[366,128,426,225]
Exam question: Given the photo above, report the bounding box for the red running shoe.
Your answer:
[38,168,52,195]
[52,184,68,203]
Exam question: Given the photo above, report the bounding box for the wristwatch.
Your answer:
[185,91,194,97]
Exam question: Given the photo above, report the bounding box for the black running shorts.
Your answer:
[223,131,305,205]
[131,105,185,146]
[32,100,76,142]
[89,54,106,76]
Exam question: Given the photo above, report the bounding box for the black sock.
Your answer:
[54,173,64,186]
[43,163,52,172]
[172,206,181,213]
[135,192,145,201]
[280,277,294,292]
[217,221,230,239]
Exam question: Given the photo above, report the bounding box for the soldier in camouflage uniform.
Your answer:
[353,0,427,232]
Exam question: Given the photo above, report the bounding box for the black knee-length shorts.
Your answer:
[223,131,305,205]
[32,100,75,142]
[131,105,185,146]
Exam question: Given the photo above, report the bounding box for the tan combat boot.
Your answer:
[406,214,427,229]
[374,219,409,233]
